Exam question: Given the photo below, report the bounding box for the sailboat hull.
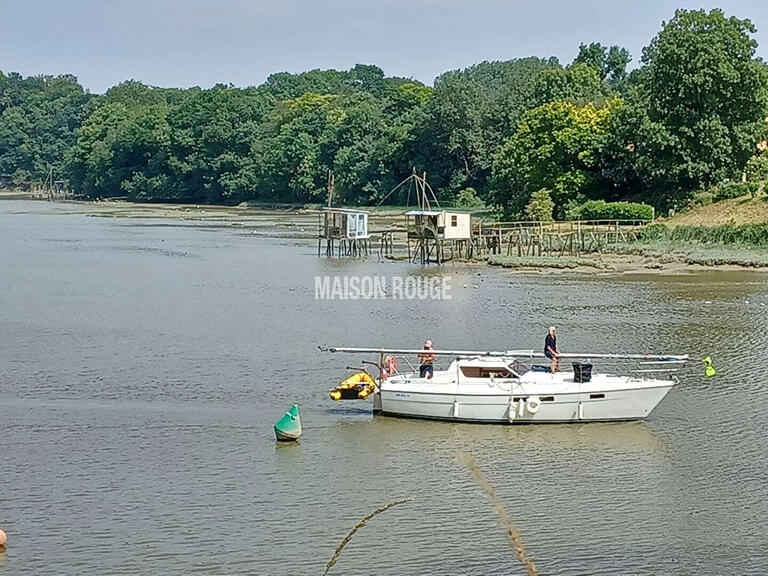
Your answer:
[376,370,675,424]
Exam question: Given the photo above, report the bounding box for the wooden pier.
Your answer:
[317,210,650,264]
[472,219,649,258]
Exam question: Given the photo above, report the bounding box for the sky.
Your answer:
[0,0,766,94]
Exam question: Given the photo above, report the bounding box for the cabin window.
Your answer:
[460,366,515,378]
[451,215,458,227]
[590,393,605,400]
[541,396,555,402]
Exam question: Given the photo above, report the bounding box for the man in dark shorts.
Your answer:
[544,326,560,373]
[418,340,435,379]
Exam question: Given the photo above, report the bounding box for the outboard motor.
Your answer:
[572,362,593,383]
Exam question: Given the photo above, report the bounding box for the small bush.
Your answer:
[454,187,485,209]
[746,181,762,198]
[639,222,669,241]
[712,181,749,202]
[688,191,714,208]
[524,188,554,221]
[746,153,768,196]
[575,200,654,221]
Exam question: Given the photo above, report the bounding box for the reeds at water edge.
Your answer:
[459,451,538,576]
[323,498,412,576]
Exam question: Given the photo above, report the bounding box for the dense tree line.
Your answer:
[1,9,766,218]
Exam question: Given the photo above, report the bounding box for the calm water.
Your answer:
[1,200,767,575]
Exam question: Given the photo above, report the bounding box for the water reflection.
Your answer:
[1,200,767,575]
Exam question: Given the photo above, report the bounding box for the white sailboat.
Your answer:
[324,347,688,424]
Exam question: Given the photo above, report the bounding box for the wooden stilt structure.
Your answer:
[316,172,372,258]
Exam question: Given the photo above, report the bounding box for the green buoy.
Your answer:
[274,404,302,441]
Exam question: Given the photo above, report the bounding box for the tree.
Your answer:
[410,58,558,198]
[610,9,768,208]
[65,102,132,197]
[573,42,631,90]
[65,100,173,200]
[0,72,92,186]
[531,63,609,107]
[746,151,768,195]
[489,99,619,218]
[167,86,270,203]
[525,188,555,221]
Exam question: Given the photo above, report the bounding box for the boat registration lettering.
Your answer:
[393,392,411,398]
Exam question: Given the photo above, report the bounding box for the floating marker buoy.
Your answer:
[0,528,6,548]
[702,356,717,378]
[274,404,302,441]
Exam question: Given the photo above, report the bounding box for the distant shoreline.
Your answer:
[3,196,767,274]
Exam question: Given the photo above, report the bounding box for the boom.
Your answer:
[320,346,688,362]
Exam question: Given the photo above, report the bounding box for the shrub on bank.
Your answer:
[453,187,485,210]
[712,181,750,202]
[524,188,555,222]
[572,200,654,221]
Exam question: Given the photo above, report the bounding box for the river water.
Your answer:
[1,200,766,575]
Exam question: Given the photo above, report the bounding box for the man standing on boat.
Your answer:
[545,327,560,373]
[418,340,435,379]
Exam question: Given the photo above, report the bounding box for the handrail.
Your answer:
[321,346,688,362]
[476,219,651,233]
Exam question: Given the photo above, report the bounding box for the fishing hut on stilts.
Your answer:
[317,172,371,257]
[399,171,472,264]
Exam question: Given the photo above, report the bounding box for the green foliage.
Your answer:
[639,222,670,241]
[712,181,750,202]
[746,152,768,195]
[0,72,92,186]
[2,7,768,216]
[602,9,768,210]
[688,190,714,208]
[574,199,655,220]
[531,63,609,106]
[409,57,559,197]
[489,99,619,218]
[524,188,555,221]
[639,222,768,246]
[65,99,173,200]
[573,43,631,90]
[453,187,485,209]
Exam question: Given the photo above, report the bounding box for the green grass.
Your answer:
[487,255,606,269]
[641,222,768,246]
[612,241,768,267]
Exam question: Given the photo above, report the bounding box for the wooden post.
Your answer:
[538,222,543,257]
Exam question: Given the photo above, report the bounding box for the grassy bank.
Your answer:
[611,241,768,268]
[613,220,768,268]
[641,222,768,246]
[664,195,768,227]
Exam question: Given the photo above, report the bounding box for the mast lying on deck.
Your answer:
[321,346,689,362]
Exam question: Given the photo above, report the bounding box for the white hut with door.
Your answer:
[318,207,371,257]
[405,209,472,263]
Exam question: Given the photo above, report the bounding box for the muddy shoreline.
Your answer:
[4,196,767,274]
